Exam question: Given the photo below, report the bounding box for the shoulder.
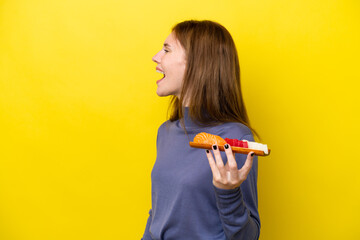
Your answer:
[214,122,254,141]
[156,120,178,136]
[158,121,168,130]
[156,121,170,145]
[157,120,170,134]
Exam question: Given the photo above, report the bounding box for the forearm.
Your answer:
[214,186,260,240]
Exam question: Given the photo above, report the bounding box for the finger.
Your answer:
[205,149,221,178]
[224,161,230,171]
[212,144,225,171]
[225,152,235,170]
[224,144,238,177]
[212,144,226,178]
[239,151,254,180]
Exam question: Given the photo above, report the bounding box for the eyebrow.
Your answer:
[163,43,171,48]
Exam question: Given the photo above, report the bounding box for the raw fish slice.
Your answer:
[190,132,270,156]
[193,132,227,146]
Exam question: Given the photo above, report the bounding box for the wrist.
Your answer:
[213,184,241,195]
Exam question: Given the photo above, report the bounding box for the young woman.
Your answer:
[142,20,260,240]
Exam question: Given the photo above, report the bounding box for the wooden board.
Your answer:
[189,142,270,156]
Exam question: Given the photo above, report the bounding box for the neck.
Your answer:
[181,106,199,128]
[175,94,189,107]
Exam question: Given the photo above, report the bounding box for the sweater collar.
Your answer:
[181,107,202,129]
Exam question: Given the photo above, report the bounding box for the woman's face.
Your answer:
[152,32,186,98]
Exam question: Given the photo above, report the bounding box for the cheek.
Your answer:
[177,59,186,74]
[180,63,186,79]
[176,66,186,87]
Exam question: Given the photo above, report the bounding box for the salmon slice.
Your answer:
[193,132,227,146]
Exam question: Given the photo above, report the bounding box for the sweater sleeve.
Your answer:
[213,134,260,240]
[141,209,153,240]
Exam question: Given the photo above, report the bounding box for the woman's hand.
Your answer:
[206,144,254,190]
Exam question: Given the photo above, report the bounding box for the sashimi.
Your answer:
[193,132,227,146]
[190,132,270,156]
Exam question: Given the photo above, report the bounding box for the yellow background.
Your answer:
[1,0,359,239]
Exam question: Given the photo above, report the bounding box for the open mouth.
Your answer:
[156,70,165,84]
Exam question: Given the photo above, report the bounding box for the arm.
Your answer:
[213,164,260,240]
[206,135,260,240]
[141,209,153,240]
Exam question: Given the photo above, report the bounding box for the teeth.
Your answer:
[156,70,164,74]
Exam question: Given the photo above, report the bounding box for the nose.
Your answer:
[152,50,162,63]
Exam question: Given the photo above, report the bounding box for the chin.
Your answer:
[156,86,180,97]
[156,90,169,97]
[156,89,175,97]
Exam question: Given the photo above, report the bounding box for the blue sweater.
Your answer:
[142,108,260,240]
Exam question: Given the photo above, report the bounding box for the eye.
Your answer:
[163,49,169,53]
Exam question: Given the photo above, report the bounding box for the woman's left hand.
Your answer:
[206,144,254,190]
